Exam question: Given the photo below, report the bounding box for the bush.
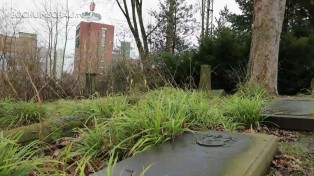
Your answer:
[194,29,250,92]
[278,32,314,95]
[152,52,198,88]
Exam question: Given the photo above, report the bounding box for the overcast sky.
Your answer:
[2,0,240,57]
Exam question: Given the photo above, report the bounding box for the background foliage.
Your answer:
[156,0,314,95]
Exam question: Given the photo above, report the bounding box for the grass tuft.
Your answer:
[59,96,129,119]
[221,85,270,128]
[0,132,48,175]
[75,123,112,158]
[237,84,269,100]
[0,100,46,130]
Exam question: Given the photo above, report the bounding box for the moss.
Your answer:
[278,134,314,172]
[48,116,87,141]
[280,143,309,157]
[3,116,88,143]
[299,135,313,143]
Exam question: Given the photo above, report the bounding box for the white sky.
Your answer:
[1,0,240,57]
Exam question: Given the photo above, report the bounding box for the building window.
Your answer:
[101,28,107,47]
[76,26,80,36]
[75,27,80,48]
[75,37,80,48]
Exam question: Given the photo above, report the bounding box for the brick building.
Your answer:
[74,22,115,76]
[0,32,37,71]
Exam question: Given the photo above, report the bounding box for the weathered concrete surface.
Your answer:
[210,89,225,97]
[262,98,314,131]
[199,65,212,92]
[2,116,86,143]
[92,131,277,176]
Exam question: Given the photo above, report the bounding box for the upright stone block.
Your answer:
[262,98,314,131]
[311,79,314,93]
[3,116,87,143]
[85,73,97,97]
[130,72,148,94]
[199,65,211,92]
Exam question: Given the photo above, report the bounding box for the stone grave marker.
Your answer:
[91,131,277,176]
[262,98,314,131]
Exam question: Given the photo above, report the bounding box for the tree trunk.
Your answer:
[166,0,175,54]
[135,0,149,59]
[116,0,150,61]
[52,16,59,79]
[61,1,70,80]
[247,0,287,95]
[205,0,210,36]
[200,0,205,39]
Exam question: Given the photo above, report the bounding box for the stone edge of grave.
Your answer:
[91,132,278,176]
[224,133,278,176]
[262,97,314,131]
[262,115,314,131]
[2,116,87,143]
[210,89,226,97]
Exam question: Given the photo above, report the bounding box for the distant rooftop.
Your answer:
[18,32,37,39]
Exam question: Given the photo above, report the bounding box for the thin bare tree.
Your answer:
[115,0,149,61]
[32,0,62,78]
[61,0,71,80]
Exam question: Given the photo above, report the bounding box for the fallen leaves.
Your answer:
[261,128,314,176]
[256,127,299,142]
[272,155,303,171]
[270,154,313,176]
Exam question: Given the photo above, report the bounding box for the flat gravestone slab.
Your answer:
[91,131,277,176]
[210,89,225,97]
[262,98,314,131]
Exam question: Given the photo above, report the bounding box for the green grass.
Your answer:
[276,133,314,175]
[0,100,46,130]
[0,96,129,130]
[220,85,270,128]
[108,89,194,156]
[75,88,241,160]
[0,87,271,175]
[280,143,310,157]
[0,132,51,175]
[221,95,268,128]
[237,84,269,100]
[47,96,129,119]
[75,123,111,159]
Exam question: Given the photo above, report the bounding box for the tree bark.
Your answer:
[135,0,149,59]
[61,0,70,80]
[247,0,287,95]
[205,0,210,36]
[52,18,58,79]
[200,0,205,39]
[166,0,175,54]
